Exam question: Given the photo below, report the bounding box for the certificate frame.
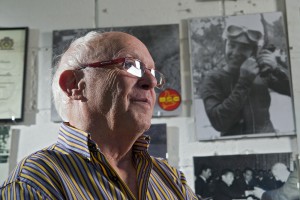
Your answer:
[0,27,28,122]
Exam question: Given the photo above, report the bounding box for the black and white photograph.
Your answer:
[144,123,167,159]
[193,153,298,200]
[0,126,11,181]
[51,24,181,122]
[188,12,295,140]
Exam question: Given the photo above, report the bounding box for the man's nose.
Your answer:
[137,69,157,90]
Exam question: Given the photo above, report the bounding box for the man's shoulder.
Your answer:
[203,69,233,86]
[0,144,61,187]
[151,156,174,170]
[0,144,71,199]
[205,68,229,79]
[197,176,206,183]
[151,156,185,179]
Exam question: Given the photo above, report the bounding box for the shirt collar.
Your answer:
[57,123,150,160]
[200,175,207,182]
[132,135,151,153]
[57,122,91,159]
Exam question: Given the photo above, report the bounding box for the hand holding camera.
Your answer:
[257,46,277,77]
[239,56,260,81]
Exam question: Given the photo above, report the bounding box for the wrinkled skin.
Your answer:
[66,32,157,143]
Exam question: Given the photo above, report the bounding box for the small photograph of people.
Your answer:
[0,126,12,182]
[188,12,295,140]
[193,153,299,200]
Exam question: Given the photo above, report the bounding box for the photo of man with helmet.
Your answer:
[198,13,292,137]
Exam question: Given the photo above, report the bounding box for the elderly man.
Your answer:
[252,163,300,200]
[202,15,290,136]
[0,31,198,199]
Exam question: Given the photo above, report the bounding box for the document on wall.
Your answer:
[0,28,28,121]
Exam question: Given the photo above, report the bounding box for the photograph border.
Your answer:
[188,12,295,141]
[193,152,294,199]
[0,27,28,122]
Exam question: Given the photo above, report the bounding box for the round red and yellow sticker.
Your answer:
[158,89,181,111]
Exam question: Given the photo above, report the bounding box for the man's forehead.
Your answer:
[245,171,252,175]
[223,172,233,177]
[115,48,154,66]
[100,32,154,65]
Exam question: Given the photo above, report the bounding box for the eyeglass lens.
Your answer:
[123,58,165,88]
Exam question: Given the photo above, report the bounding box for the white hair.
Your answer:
[51,31,110,121]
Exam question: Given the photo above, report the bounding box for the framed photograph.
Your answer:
[193,153,294,199]
[0,126,11,181]
[0,27,28,122]
[51,25,181,122]
[144,123,167,159]
[188,12,295,140]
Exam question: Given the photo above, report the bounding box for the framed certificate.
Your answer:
[0,27,28,122]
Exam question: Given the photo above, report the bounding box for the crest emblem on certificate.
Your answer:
[0,37,14,50]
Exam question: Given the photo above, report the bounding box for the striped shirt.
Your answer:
[0,123,198,200]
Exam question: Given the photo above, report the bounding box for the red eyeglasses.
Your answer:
[79,57,166,89]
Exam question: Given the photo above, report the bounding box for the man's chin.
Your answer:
[143,123,152,132]
[128,114,152,131]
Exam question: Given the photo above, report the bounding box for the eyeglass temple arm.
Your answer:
[83,57,125,68]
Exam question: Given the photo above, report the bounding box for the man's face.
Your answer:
[225,39,256,69]
[271,165,286,182]
[271,168,281,181]
[202,168,212,179]
[243,170,253,182]
[222,172,234,186]
[84,33,157,135]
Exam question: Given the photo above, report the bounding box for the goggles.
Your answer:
[79,57,166,89]
[226,25,263,43]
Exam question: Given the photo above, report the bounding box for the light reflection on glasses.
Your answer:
[79,57,166,89]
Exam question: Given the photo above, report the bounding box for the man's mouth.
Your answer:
[130,97,152,107]
[131,97,149,103]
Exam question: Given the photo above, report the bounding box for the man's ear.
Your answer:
[59,70,85,100]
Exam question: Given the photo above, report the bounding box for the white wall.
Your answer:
[0,0,299,189]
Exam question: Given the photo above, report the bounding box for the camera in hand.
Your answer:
[259,44,276,77]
